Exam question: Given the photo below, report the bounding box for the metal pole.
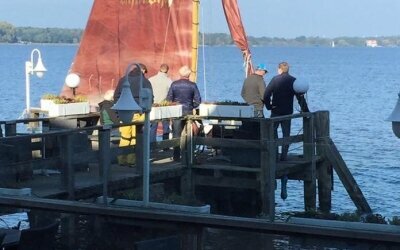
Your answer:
[143,111,151,206]
[25,61,32,115]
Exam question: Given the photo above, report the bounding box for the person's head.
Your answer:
[160,63,169,73]
[255,63,268,76]
[103,89,114,101]
[128,63,147,76]
[179,65,191,78]
[278,62,289,74]
[139,63,148,74]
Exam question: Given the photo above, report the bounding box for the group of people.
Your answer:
[99,60,308,166]
[241,61,309,161]
[99,63,201,166]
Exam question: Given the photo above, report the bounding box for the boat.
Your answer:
[60,0,255,105]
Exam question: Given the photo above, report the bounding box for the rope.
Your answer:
[161,3,172,63]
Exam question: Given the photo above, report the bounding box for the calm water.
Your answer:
[1,44,400,219]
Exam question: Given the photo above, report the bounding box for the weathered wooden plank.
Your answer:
[151,138,180,150]
[0,196,398,244]
[303,115,316,211]
[5,121,16,136]
[59,134,74,200]
[194,136,303,149]
[181,120,195,199]
[98,128,111,205]
[194,137,260,149]
[323,137,372,213]
[275,134,304,146]
[260,119,276,221]
[192,164,260,173]
[194,175,257,189]
[314,111,332,212]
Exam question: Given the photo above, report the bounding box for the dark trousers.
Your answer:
[271,112,291,160]
[172,119,185,161]
[150,120,170,142]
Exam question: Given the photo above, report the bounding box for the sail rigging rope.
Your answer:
[201,4,207,101]
[161,3,172,63]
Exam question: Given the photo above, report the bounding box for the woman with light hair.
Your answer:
[166,65,201,161]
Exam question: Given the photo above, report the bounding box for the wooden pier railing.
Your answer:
[0,111,371,222]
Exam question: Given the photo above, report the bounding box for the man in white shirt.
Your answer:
[149,64,173,143]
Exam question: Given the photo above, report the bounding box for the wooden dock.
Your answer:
[0,111,371,219]
[5,111,400,248]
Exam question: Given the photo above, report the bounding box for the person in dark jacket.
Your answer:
[166,65,201,161]
[98,90,119,125]
[113,63,153,166]
[263,62,309,161]
[113,63,152,108]
[241,63,268,118]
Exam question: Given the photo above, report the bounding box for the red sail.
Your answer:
[61,0,194,104]
[222,0,253,76]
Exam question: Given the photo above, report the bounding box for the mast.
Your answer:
[191,0,200,82]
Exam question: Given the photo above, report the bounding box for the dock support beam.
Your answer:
[182,119,195,200]
[314,111,332,212]
[303,114,316,211]
[60,134,75,200]
[260,119,276,221]
[99,127,111,205]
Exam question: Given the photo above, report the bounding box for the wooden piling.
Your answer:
[60,134,75,200]
[260,119,276,221]
[5,121,16,136]
[98,127,111,204]
[303,114,316,211]
[136,124,144,175]
[181,119,194,200]
[314,111,332,212]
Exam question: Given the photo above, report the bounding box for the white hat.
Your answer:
[179,65,191,78]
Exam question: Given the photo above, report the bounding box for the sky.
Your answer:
[0,0,399,38]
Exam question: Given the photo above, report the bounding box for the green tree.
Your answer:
[0,21,17,43]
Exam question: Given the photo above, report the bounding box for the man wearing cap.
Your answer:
[241,63,268,118]
[167,65,201,161]
[263,61,309,161]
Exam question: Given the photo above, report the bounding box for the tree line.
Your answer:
[0,21,82,44]
[1,21,400,47]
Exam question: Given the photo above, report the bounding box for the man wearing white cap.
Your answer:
[167,65,201,161]
[241,63,268,118]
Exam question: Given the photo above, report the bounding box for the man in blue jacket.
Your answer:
[263,62,309,161]
[167,65,201,161]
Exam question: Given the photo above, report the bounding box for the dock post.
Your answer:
[5,121,17,136]
[136,124,144,175]
[60,133,75,200]
[181,119,194,199]
[303,114,316,211]
[314,111,332,212]
[99,127,111,205]
[260,119,276,221]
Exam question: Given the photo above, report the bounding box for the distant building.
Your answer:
[365,39,378,47]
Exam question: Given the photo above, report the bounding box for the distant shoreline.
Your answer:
[1,21,399,47]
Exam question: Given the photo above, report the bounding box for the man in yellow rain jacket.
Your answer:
[113,63,153,166]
